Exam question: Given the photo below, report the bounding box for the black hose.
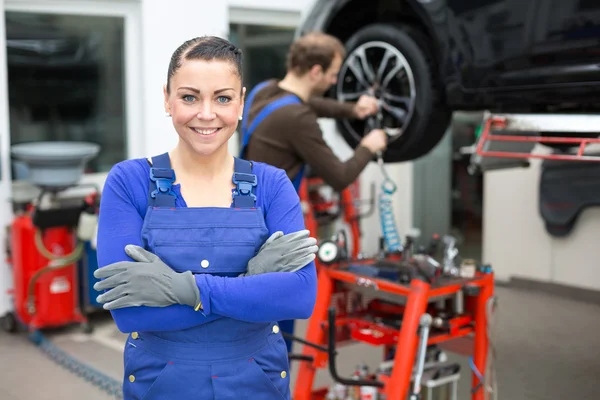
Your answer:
[327,307,385,388]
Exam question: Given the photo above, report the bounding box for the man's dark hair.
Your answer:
[166,36,243,93]
[286,32,346,76]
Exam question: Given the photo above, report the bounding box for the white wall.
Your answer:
[483,146,600,291]
[0,0,14,317]
[141,0,229,158]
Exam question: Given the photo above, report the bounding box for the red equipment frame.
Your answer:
[296,174,495,400]
[299,176,368,260]
[475,112,600,162]
[292,261,494,400]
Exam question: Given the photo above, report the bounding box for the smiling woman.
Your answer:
[163,37,245,160]
[94,36,318,400]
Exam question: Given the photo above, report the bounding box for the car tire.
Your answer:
[334,23,449,163]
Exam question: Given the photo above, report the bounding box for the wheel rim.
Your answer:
[336,41,417,144]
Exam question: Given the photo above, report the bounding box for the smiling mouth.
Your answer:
[191,127,220,136]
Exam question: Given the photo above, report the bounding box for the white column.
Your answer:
[140,0,229,158]
[0,0,15,318]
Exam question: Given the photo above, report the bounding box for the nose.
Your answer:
[196,100,216,120]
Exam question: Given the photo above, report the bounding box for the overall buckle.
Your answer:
[232,172,257,195]
[232,172,257,206]
[150,167,176,199]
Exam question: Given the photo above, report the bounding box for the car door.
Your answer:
[528,0,600,86]
[445,0,539,90]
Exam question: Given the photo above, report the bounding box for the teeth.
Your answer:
[193,128,218,135]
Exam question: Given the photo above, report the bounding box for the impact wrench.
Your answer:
[366,98,403,195]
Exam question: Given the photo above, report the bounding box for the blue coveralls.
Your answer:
[122,153,291,400]
[239,80,303,353]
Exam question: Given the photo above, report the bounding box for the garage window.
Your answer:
[6,12,126,176]
[229,24,295,90]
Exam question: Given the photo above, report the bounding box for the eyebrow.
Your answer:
[177,87,235,94]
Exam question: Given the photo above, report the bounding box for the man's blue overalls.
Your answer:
[121,153,291,399]
[239,80,304,354]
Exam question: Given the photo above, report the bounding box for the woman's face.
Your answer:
[164,59,244,157]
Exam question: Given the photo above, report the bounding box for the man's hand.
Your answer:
[360,129,388,154]
[353,95,379,119]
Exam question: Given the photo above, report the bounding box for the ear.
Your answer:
[163,84,171,116]
[309,64,323,81]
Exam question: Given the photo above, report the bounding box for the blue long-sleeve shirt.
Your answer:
[96,157,317,333]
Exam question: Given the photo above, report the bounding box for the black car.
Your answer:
[297,0,600,162]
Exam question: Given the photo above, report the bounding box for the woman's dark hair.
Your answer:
[166,36,243,93]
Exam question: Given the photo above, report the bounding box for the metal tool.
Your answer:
[442,235,460,276]
[410,313,433,400]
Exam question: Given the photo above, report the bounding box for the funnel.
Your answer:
[11,141,100,191]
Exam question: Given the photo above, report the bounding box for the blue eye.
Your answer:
[183,95,195,102]
[217,96,231,104]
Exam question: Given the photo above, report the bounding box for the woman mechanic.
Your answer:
[93,36,318,400]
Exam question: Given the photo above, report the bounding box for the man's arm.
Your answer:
[288,107,374,192]
[308,96,356,119]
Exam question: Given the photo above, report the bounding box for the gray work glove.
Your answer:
[241,229,318,277]
[93,245,200,311]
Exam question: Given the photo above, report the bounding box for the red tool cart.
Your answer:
[294,172,496,400]
[292,251,494,400]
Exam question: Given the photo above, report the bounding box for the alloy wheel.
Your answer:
[336,41,417,144]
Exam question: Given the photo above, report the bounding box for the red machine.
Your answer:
[299,176,373,261]
[8,195,94,332]
[292,255,494,400]
[295,174,496,400]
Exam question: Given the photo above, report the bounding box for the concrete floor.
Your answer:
[1,285,599,400]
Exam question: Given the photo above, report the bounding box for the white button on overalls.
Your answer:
[201,260,209,268]
[272,325,280,334]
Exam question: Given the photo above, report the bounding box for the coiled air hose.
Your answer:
[366,112,403,253]
[378,170,403,252]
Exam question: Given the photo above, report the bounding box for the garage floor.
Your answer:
[1,285,598,400]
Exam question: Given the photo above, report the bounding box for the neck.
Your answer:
[170,141,233,181]
[278,73,313,101]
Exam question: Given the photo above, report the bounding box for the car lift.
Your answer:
[292,111,600,400]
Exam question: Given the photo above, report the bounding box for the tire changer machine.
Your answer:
[1,141,101,335]
[291,120,497,400]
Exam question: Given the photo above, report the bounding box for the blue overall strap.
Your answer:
[232,157,257,208]
[291,164,305,193]
[148,152,177,208]
[240,80,272,139]
[239,82,302,159]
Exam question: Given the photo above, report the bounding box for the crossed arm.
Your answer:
[96,164,317,333]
